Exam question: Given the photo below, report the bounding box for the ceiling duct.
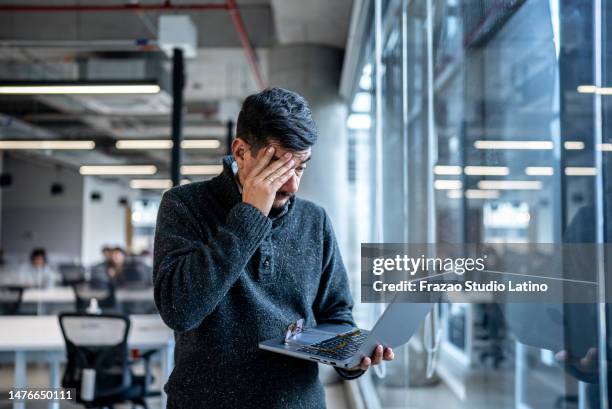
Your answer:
[71,53,172,115]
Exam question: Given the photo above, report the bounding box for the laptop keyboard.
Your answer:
[297,330,368,361]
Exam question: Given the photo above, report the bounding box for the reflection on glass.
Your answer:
[347,0,610,407]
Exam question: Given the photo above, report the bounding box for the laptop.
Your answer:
[259,302,433,369]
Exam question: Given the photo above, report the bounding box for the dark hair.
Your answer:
[236,87,317,152]
[112,247,126,255]
[30,247,47,263]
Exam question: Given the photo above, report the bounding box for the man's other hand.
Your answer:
[242,146,295,216]
[556,348,599,373]
[348,345,394,372]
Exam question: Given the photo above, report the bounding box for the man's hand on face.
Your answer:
[242,146,295,216]
[349,345,394,373]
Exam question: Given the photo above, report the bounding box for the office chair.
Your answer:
[0,286,23,315]
[58,313,160,409]
[59,263,86,286]
[72,281,118,313]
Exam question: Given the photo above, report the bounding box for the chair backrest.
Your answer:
[58,263,85,286]
[58,313,131,402]
[72,281,117,312]
[0,286,23,315]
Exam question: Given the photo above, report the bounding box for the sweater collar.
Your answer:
[209,155,293,221]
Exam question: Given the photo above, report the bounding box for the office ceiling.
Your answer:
[0,0,354,184]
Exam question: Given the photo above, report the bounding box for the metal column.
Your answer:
[226,120,234,155]
[171,48,185,187]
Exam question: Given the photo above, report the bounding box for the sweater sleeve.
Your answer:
[153,190,272,332]
[312,210,364,380]
[313,210,355,327]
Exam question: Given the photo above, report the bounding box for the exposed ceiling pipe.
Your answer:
[1,0,267,91]
[0,40,158,52]
[227,0,267,90]
[0,2,228,12]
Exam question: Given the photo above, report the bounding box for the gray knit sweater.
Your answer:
[153,156,358,409]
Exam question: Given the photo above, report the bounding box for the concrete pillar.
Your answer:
[267,45,349,250]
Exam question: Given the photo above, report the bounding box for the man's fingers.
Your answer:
[258,153,294,181]
[271,168,295,188]
[360,357,371,371]
[555,350,568,363]
[371,345,383,365]
[383,347,394,361]
[267,159,295,184]
[250,146,276,175]
[580,349,598,368]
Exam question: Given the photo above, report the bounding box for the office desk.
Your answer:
[0,315,174,409]
[20,287,155,315]
[22,287,154,303]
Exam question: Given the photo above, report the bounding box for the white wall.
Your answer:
[81,176,130,266]
[1,154,83,264]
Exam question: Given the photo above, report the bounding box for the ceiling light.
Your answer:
[79,165,157,175]
[466,189,500,199]
[434,180,463,190]
[564,141,585,150]
[576,85,612,95]
[577,85,597,93]
[0,81,160,95]
[447,189,501,199]
[598,143,612,151]
[130,179,173,189]
[525,167,554,176]
[474,140,553,150]
[433,165,462,175]
[464,166,509,176]
[130,179,192,189]
[347,113,372,130]
[180,165,223,175]
[351,92,372,112]
[116,140,173,150]
[446,190,463,199]
[477,180,542,190]
[115,139,222,150]
[565,167,597,176]
[181,139,221,149]
[0,140,95,150]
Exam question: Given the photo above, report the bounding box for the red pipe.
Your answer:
[227,0,267,90]
[0,2,228,12]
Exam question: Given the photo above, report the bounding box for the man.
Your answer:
[153,88,393,408]
[91,247,126,286]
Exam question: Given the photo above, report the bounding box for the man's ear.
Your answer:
[231,137,248,169]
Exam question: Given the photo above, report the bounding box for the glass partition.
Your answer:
[347,0,612,407]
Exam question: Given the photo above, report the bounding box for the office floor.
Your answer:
[373,365,577,409]
[0,364,350,409]
[0,362,577,409]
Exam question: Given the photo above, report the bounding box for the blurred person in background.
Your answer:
[102,245,113,264]
[18,247,60,288]
[91,247,151,288]
[108,247,127,282]
[91,246,126,286]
